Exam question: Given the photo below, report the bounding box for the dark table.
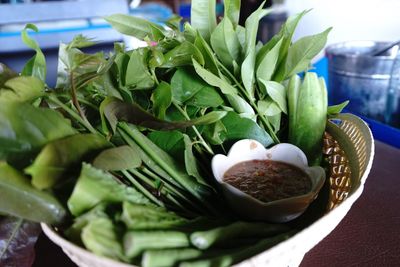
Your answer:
[33,141,400,267]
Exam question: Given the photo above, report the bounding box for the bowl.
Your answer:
[211,141,326,222]
[42,113,374,267]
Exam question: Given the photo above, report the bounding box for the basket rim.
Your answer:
[41,113,375,267]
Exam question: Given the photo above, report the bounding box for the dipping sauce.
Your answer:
[223,160,312,203]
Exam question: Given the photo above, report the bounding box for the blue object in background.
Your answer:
[314,57,400,149]
[179,3,224,21]
[129,3,173,25]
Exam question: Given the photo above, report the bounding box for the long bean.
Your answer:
[190,221,290,249]
[180,232,294,267]
[124,231,190,259]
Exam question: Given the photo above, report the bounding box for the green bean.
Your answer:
[142,248,203,267]
[124,231,190,259]
[190,221,289,249]
[180,232,293,267]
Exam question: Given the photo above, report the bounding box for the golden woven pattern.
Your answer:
[323,132,352,210]
[324,115,370,210]
[340,120,369,180]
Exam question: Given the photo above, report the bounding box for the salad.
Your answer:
[0,0,348,266]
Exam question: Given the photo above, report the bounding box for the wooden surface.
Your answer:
[33,141,400,267]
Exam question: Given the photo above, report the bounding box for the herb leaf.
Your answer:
[0,162,66,224]
[190,0,217,41]
[0,102,77,160]
[192,59,237,95]
[68,163,151,216]
[0,76,44,102]
[256,37,283,82]
[103,97,227,132]
[25,134,110,190]
[125,49,155,89]
[151,81,172,120]
[210,18,240,71]
[241,6,271,97]
[21,24,46,81]
[224,0,241,27]
[258,79,287,114]
[93,145,141,172]
[221,112,273,147]
[105,14,165,41]
[284,27,332,78]
[328,100,349,115]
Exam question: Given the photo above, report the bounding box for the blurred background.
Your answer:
[1,0,400,145]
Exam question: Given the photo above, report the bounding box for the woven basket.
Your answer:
[42,113,375,267]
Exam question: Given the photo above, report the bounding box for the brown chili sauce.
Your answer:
[223,160,312,203]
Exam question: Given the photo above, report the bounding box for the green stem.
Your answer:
[218,62,280,143]
[122,170,164,207]
[180,231,295,267]
[141,167,200,210]
[47,95,98,134]
[70,72,90,122]
[142,168,188,200]
[119,124,198,198]
[118,124,216,216]
[172,102,214,155]
[151,69,159,85]
[134,169,198,217]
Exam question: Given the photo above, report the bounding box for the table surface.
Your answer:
[33,141,400,267]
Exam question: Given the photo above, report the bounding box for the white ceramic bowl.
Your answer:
[212,141,326,222]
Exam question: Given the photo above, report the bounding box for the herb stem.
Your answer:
[118,123,216,216]
[70,72,87,120]
[151,69,159,85]
[122,170,164,207]
[217,62,280,143]
[141,167,195,205]
[134,169,198,217]
[172,102,214,155]
[47,94,98,134]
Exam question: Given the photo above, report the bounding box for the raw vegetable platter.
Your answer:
[0,0,374,266]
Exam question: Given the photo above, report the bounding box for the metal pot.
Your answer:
[326,41,400,127]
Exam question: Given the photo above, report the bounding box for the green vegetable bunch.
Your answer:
[0,0,347,266]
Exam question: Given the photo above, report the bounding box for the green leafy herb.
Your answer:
[126,48,155,89]
[210,18,240,71]
[283,28,332,79]
[221,112,273,147]
[67,163,151,216]
[105,14,165,41]
[25,134,110,190]
[223,0,241,27]
[256,37,283,81]
[20,24,46,81]
[103,97,226,132]
[93,145,142,171]
[241,5,271,98]
[0,162,66,224]
[328,100,349,115]
[0,102,77,160]
[0,76,44,102]
[190,0,217,41]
